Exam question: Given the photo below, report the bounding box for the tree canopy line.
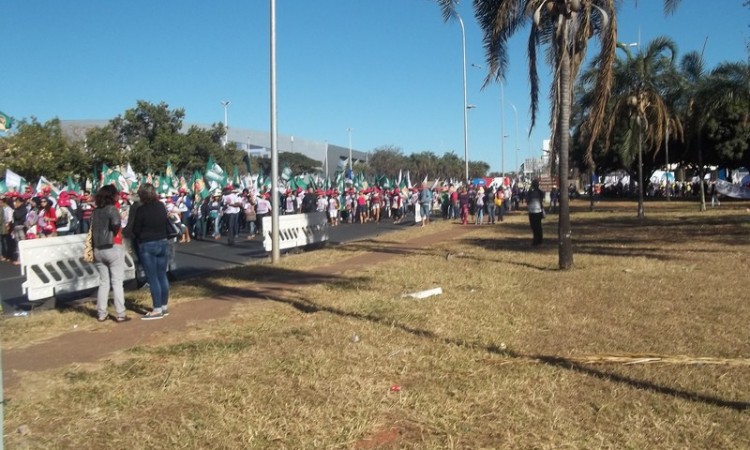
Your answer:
[1,1,748,270]
[0,100,491,189]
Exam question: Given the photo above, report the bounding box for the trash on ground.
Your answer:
[390,385,402,392]
[351,334,360,343]
[402,287,443,299]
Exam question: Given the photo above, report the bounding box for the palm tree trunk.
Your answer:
[558,42,573,270]
[637,120,644,219]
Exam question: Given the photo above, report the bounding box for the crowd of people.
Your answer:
[1,178,554,321]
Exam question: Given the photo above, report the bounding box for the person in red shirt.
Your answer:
[39,197,57,237]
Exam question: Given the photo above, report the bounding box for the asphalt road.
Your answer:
[0,215,428,313]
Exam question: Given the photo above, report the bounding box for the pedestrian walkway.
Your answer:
[3,225,475,390]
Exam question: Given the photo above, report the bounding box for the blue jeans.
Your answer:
[139,239,169,310]
[225,212,238,245]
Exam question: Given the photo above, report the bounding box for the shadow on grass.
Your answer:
[216,276,750,413]
[460,211,750,262]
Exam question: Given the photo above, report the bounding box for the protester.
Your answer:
[474,187,485,225]
[526,179,545,246]
[222,185,241,246]
[458,187,470,225]
[255,192,271,236]
[301,186,317,213]
[131,183,170,320]
[9,196,26,264]
[419,184,433,227]
[38,197,57,237]
[486,187,496,224]
[0,196,13,262]
[91,184,129,322]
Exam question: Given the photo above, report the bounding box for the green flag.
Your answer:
[281,164,293,181]
[0,111,13,131]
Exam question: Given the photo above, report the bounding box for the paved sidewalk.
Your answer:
[3,225,475,390]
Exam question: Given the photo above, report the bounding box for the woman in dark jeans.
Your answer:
[131,183,170,320]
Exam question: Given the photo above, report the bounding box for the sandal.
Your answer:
[114,316,131,323]
[97,315,109,322]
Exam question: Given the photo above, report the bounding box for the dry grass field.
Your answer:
[3,198,750,449]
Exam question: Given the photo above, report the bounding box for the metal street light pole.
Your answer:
[510,102,519,176]
[221,100,231,147]
[269,0,280,263]
[458,13,469,183]
[500,82,505,178]
[347,127,353,176]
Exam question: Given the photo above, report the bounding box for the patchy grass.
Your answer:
[4,199,750,449]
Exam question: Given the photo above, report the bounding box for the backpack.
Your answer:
[56,207,69,227]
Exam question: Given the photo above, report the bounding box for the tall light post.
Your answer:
[269,0,280,263]
[324,141,329,178]
[346,127,353,177]
[500,82,505,178]
[221,100,231,147]
[510,102,519,176]
[458,13,469,182]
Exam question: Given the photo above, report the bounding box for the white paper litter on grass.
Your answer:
[402,287,443,299]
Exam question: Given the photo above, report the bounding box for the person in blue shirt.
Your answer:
[419,184,434,227]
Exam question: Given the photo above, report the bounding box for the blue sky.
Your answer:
[3,0,748,173]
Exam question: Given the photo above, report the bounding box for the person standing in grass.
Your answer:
[419,184,433,227]
[526,179,545,246]
[132,183,170,320]
[91,184,129,323]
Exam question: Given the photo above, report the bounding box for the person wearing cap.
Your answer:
[222,185,241,246]
[55,192,74,236]
[208,190,223,239]
[255,192,271,236]
[38,197,57,237]
[327,191,339,226]
[78,191,94,234]
[527,179,546,246]
[474,186,485,225]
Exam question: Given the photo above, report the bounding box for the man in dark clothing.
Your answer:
[301,187,318,213]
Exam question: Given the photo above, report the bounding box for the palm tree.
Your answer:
[602,37,682,218]
[686,60,750,204]
[437,0,681,269]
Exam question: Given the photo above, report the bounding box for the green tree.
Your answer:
[437,0,681,269]
[368,146,409,178]
[602,37,682,218]
[1,118,79,182]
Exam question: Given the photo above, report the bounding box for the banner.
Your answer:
[5,169,24,189]
[0,111,12,131]
[715,179,750,199]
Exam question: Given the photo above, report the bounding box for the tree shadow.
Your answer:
[225,282,750,413]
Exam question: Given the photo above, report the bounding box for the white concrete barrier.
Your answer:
[18,235,177,301]
[261,212,329,252]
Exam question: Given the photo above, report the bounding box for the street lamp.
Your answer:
[458,13,469,183]
[500,82,505,178]
[510,102,519,176]
[347,127,353,176]
[221,100,231,147]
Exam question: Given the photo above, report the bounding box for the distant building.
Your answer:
[60,120,368,177]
